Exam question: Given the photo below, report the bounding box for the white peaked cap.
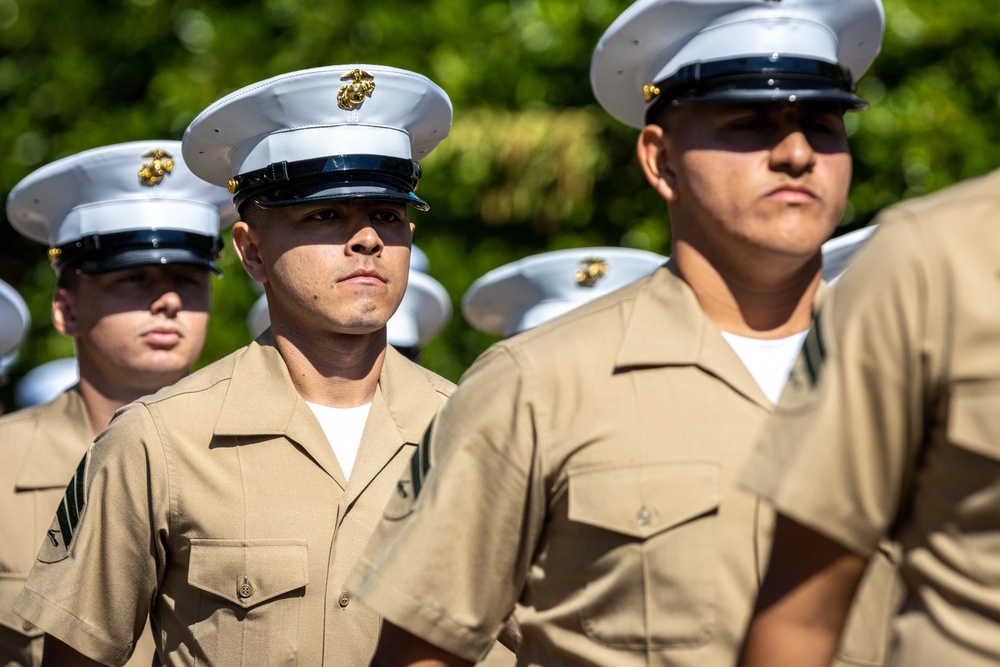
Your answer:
[0,279,30,363]
[462,247,668,337]
[592,0,884,127]
[183,65,452,212]
[822,224,877,284]
[15,357,79,408]
[7,141,235,275]
[409,245,430,274]
[385,270,453,348]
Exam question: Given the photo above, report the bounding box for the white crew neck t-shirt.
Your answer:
[720,331,808,404]
[305,402,372,479]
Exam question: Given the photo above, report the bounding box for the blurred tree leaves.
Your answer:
[1,0,998,406]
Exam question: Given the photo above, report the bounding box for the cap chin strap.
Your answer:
[229,154,422,210]
[644,55,864,124]
[52,229,223,276]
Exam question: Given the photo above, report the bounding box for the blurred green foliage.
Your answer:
[2,0,998,407]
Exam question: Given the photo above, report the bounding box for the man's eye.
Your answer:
[307,209,338,221]
[373,210,403,224]
[806,118,842,134]
[729,117,767,130]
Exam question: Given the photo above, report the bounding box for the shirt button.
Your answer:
[339,592,351,608]
[238,578,254,599]
[22,620,35,632]
[636,506,652,527]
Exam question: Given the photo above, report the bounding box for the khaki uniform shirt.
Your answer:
[14,334,454,667]
[349,264,897,666]
[743,170,1000,665]
[0,389,156,667]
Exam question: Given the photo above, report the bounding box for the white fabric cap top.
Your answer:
[385,270,452,348]
[7,141,236,274]
[462,247,668,337]
[592,0,885,127]
[409,245,430,274]
[822,224,877,284]
[0,279,30,361]
[15,357,79,408]
[183,65,452,212]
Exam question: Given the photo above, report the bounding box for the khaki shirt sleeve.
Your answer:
[348,345,545,662]
[742,216,932,557]
[14,404,168,667]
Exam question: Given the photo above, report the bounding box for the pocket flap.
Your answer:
[188,539,308,608]
[569,462,719,539]
[948,382,1000,461]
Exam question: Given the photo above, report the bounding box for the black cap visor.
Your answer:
[245,176,429,212]
[55,229,223,276]
[645,56,867,124]
[232,154,428,212]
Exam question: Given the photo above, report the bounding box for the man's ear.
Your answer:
[231,221,267,285]
[637,123,680,202]
[52,286,77,337]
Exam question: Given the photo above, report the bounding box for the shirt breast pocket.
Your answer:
[948,381,1000,461]
[187,539,308,666]
[568,462,719,650]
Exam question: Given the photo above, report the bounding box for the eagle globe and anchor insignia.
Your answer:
[138,149,174,187]
[337,69,376,110]
[575,257,609,288]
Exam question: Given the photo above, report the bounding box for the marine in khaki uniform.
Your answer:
[0,141,233,667]
[13,65,457,666]
[740,169,1000,666]
[346,2,900,666]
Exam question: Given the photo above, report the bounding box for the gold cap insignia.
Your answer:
[575,257,608,288]
[227,177,239,195]
[47,247,62,263]
[643,83,661,104]
[337,70,376,111]
[138,149,174,187]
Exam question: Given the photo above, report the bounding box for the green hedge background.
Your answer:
[2,0,998,407]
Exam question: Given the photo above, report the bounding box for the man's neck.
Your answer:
[672,240,822,339]
[75,373,185,438]
[273,327,386,408]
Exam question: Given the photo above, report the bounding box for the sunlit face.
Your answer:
[647,102,852,268]
[233,198,413,338]
[55,264,211,394]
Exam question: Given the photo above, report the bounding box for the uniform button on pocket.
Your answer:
[238,577,254,599]
[339,591,351,608]
[636,506,652,526]
[22,620,34,632]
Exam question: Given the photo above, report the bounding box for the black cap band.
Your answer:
[645,55,865,124]
[53,229,223,276]
[230,154,426,211]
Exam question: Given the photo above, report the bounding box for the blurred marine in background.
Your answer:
[346,1,899,666]
[0,140,233,666]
